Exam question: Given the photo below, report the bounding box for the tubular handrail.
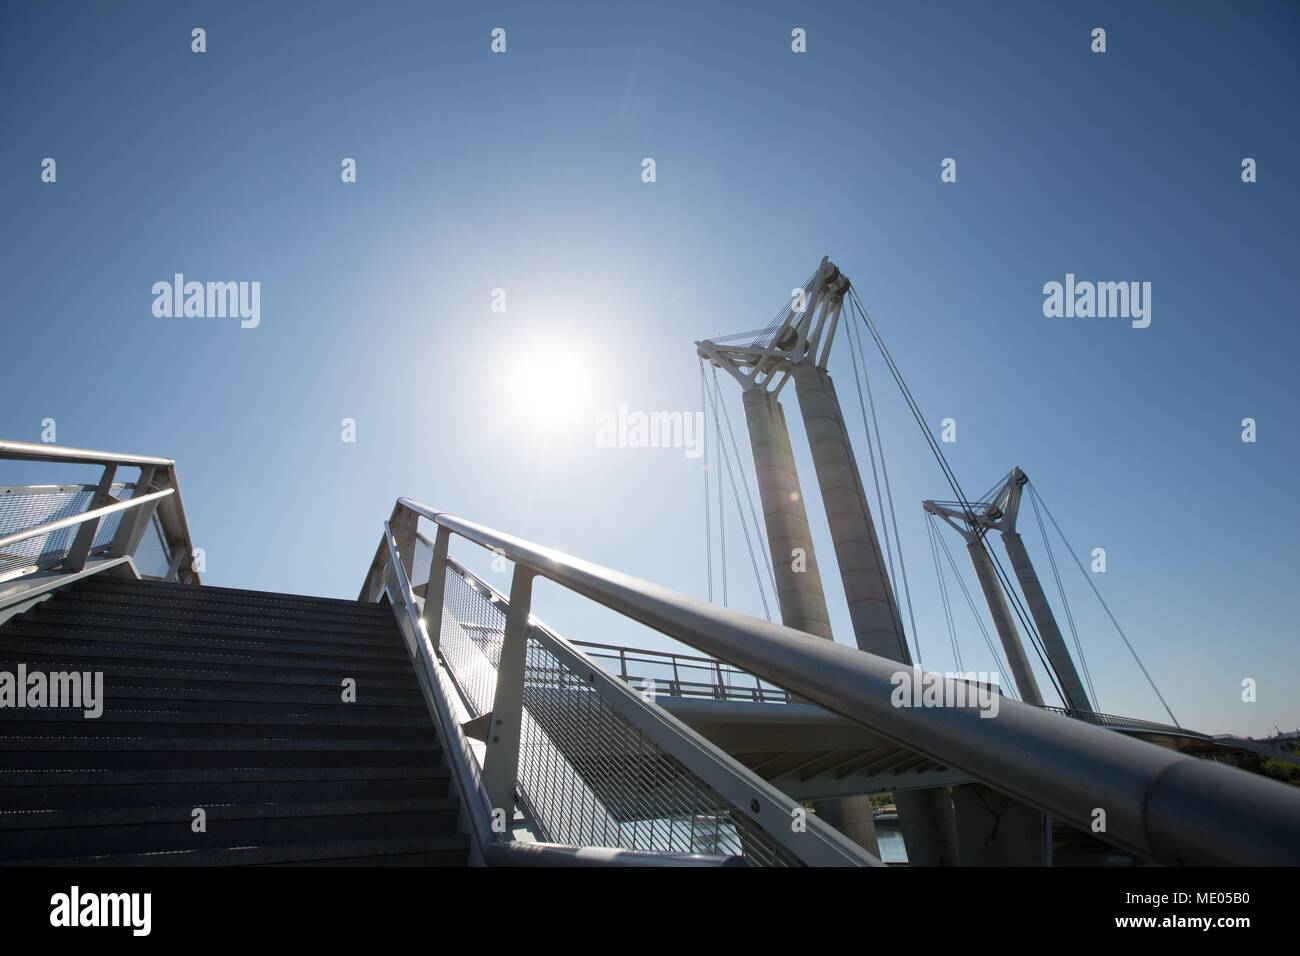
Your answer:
[0,488,173,551]
[371,507,876,867]
[0,439,174,468]
[572,639,800,703]
[378,520,497,865]
[366,499,1300,866]
[0,439,200,598]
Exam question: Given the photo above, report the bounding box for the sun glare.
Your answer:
[500,346,596,426]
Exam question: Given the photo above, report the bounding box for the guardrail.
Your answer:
[364,502,877,867]
[576,645,1211,744]
[572,640,800,704]
[362,499,1300,866]
[0,439,200,609]
[1037,705,1208,739]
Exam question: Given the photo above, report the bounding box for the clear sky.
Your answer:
[2,1,1296,737]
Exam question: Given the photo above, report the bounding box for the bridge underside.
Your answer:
[657,697,1246,803]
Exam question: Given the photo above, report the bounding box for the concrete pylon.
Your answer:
[740,389,833,640]
[789,364,957,865]
[966,538,1044,706]
[738,387,879,858]
[1001,531,1092,713]
[792,363,909,662]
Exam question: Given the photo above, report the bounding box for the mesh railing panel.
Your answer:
[131,509,173,578]
[438,568,506,717]
[435,563,797,866]
[0,483,170,580]
[0,487,92,577]
[576,643,799,704]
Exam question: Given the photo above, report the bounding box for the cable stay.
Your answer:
[925,512,963,673]
[928,512,1018,698]
[710,367,779,599]
[1026,482,1179,727]
[701,366,774,621]
[698,359,714,604]
[1027,486,1101,711]
[846,289,1069,707]
[844,310,924,669]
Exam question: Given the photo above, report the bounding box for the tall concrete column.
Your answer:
[740,388,833,640]
[791,364,910,663]
[739,386,878,858]
[1001,532,1092,713]
[966,539,1044,706]
[788,364,954,864]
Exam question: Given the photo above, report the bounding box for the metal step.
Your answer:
[0,657,423,691]
[0,801,459,861]
[29,599,399,637]
[60,582,397,621]
[0,641,417,678]
[72,575,384,612]
[0,765,452,809]
[2,621,406,659]
[6,833,470,867]
[0,576,467,866]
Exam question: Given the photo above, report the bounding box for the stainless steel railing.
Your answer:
[365,501,877,867]
[363,499,1300,866]
[576,643,1212,745]
[0,440,200,608]
[572,640,800,704]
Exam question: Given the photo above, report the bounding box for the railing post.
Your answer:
[480,566,535,834]
[64,464,117,572]
[107,465,160,560]
[422,526,451,652]
[164,543,188,582]
[391,505,418,580]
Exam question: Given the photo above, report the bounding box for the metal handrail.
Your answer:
[364,499,1300,866]
[367,504,877,866]
[378,520,497,865]
[0,439,174,468]
[0,488,173,551]
[572,639,801,703]
[0,440,200,604]
[1037,705,1209,739]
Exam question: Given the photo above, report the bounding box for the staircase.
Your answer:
[0,575,468,865]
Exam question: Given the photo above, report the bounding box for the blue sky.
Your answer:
[1,1,1296,737]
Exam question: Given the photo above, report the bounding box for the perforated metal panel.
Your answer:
[0,483,170,579]
[0,485,103,577]
[435,562,796,865]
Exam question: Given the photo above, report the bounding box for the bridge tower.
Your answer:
[926,469,1092,713]
[698,258,906,661]
[922,499,1045,706]
[697,257,943,862]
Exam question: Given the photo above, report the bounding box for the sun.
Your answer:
[497,345,596,426]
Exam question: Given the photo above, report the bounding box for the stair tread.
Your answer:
[0,736,440,751]
[0,575,462,866]
[0,765,448,786]
[0,638,414,674]
[0,797,459,829]
[30,602,397,637]
[0,709,435,728]
[74,576,381,610]
[7,621,404,654]
[6,833,469,866]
